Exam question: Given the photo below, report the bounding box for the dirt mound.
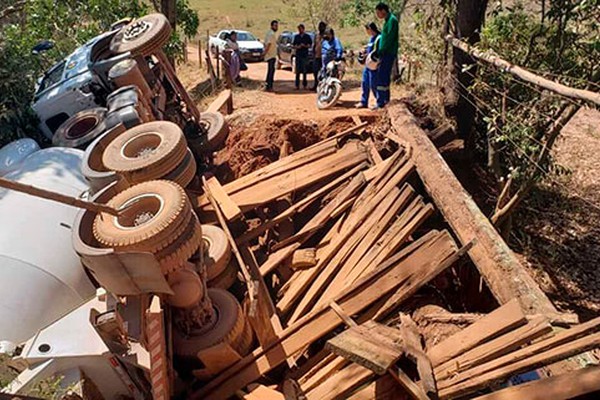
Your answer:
[214,115,382,182]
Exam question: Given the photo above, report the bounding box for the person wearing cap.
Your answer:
[355,22,381,108]
[292,23,313,90]
[374,2,399,109]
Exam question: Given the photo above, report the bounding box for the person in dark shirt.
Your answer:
[292,24,313,90]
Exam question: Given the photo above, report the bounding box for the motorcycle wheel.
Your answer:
[316,81,342,110]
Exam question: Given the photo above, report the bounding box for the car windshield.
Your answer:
[38,61,65,92]
[237,32,256,41]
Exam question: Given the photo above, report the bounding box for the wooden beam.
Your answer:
[203,175,242,221]
[446,35,600,106]
[427,299,527,367]
[388,103,560,318]
[473,365,600,400]
[207,89,233,114]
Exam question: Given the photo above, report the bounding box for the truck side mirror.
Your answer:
[32,40,54,55]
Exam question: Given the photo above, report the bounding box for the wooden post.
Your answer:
[0,176,120,216]
[446,35,600,106]
[198,39,202,68]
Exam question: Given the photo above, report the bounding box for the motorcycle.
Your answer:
[316,59,346,109]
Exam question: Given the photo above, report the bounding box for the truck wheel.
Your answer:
[156,213,202,274]
[164,149,197,188]
[93,180,191,252]
[102,121,187,181]
[53,108,108,149]
[200,112,229,152]
[173,289,247,357]
[207,260,238,290]
[202,225,231,281]
[110,13,172,56]
[81,124,127,194]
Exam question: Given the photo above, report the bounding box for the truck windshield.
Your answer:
[237,32,256,41]
[38,61,65,92]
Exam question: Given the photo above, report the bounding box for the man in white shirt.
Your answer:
[263,20,279,91]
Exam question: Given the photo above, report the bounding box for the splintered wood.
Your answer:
[188,110,600,400]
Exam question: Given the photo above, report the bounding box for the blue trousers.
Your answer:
[377,54,395,107]
[360,67,377,106]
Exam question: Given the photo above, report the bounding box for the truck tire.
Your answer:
[207,260,238,290]
[102,121,187,181]
[164,149,197,188]
[202,225,231,281]
[200,112,229,152]
[93,180,191,252]
[81,124,127,194]
[173,289,247,357]
[53,108,108,149]
[110,14,172,56]
[156,213,202,275]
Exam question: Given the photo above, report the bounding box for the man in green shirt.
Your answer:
[374,2,399,109]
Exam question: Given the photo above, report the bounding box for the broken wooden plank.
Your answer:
[290,248,317,270]
[242,384,286,400]
[346,374,404,400]
[326,321,404,375]
[473,365,600,400]
[203,176,258,313]
[388,103,559,318]
[306,362,374,400]
[196,342,241,376]
[259,173,365,277]
[240,247,284,348]
[203,175,242,221]
[434,315,552,381]
[206,89,233,114]
[438,316,600,391]
[427,299,528,367]
[298,355,350,394]
[236,162,367,245]
[388,367,431,400]
[398,313,437,397]
[439,331,600,399]
[192,231,458,400]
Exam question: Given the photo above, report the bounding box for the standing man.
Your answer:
[264,20,279,91]
[374,3,399,109]
[311,21,327,91]
[292,24,313,90]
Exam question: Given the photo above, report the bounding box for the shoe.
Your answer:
[295,86,300,90]
[354,102,367,109]
[370,104,384,111]
[264,86,274,92]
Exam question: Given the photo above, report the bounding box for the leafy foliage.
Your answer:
[341,0,406,27]
[0,0,198,148]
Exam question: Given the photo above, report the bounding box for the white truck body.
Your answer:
[0,146,95,344]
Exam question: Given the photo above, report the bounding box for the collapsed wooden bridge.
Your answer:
[174,101,600,399]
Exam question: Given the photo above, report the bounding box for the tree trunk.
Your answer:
[450,0,489,151]
[161,0,177,67]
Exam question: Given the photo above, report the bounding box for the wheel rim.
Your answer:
[121,132,162,159]
[123,20,152,41]
[114,193,165,230]
[66,116,98,140]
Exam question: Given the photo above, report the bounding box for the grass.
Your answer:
[188,0,370,51]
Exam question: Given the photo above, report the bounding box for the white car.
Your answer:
[209,30,264,62]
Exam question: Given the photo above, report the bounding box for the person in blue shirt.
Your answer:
[356,23,381,108]
[321,28,343,70]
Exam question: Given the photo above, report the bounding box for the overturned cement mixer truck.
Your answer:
[1,13,251,398]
